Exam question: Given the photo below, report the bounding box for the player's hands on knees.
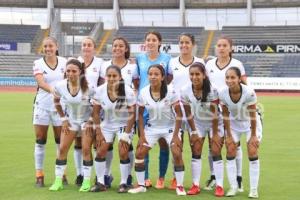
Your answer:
[119,140,129,152]
[212,134,223,150]
[137,135,147,148]
[95,128,106,146]
[84,120,93,137]
[248,135,259,149]
[225,135,235,148]
[190,134,200,147]
[62,120,71,135]
[172,134,182,150]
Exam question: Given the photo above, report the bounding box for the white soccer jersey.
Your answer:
[219,84,257,132]
[206,57,245,93]
[169,56,205,90]
[92,83,136,132]
[54,79,94,123]
[138,85,179,133]
[33,56,67,111]
[180,83,219,128]
[100,60,138,87]
[78,56,104,90]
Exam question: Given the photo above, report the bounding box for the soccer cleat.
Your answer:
[35,176,45,188]
[145,179,152,188]
[168,178,177,190]
[155,177,165,189]
[176,186,187,196]
[104,175,114,188]
[226,187,238,197]
[118,184,129,193]
[187,184,200,195]
[127,175,133,188]
[128,185,147,194]
[215,185,224,197]
[237,176,244,192]
[90,182,107,192]
[79,179,91,192]
[203,176,216,191]
[75,175,83,186]
[62,175,68,185]
[248,188,259,198]
[49,177,63,191]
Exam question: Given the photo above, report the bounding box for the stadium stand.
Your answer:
[0,54,39,77]
[221,26,300,44]
[216,26,300,78]
[0,24,41,43]
[1,0,300,9]
[235,54,300,77]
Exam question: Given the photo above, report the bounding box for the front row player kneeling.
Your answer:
[220,67,262,198]
[49,59,94,191]
[128,64,186,196]
[90,65,137,193]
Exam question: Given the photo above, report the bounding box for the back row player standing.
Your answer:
[100,36,138,187]
[168,33,204,189]
[134,31,172,189]
[74,37,104,186]
[33,37,67,187]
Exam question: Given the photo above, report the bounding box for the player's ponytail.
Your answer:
[189,62,211,103]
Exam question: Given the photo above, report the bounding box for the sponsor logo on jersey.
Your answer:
[60,68,64,73]
[93,67,97,72]
[127,70,132,75]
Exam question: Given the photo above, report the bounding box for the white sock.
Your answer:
[74,147,83,176]
[105,150,113,176]
[208,150,215,176]
[83,161,93,180]
[236,146,243,177]
[34,143,45,170]
[174,167,185,186]
[94,159,106,184]
[120,160,130,184]
[226,158,238,189]
[213,159,224,187]
[55,164,66,178]
[128,150,134,176]
[249,159,260,190]
[191,157,201,186]
[136,171,145,186]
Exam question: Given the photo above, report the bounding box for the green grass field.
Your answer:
[0,92,299,200]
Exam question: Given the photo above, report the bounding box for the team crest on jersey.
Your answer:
[145,102,150,106]
[93,67,97,72]
[210,69,214,73]
[43,71,47,74]
[60,68,64,73]
[127,70,131,75]
[174,67,179,71]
